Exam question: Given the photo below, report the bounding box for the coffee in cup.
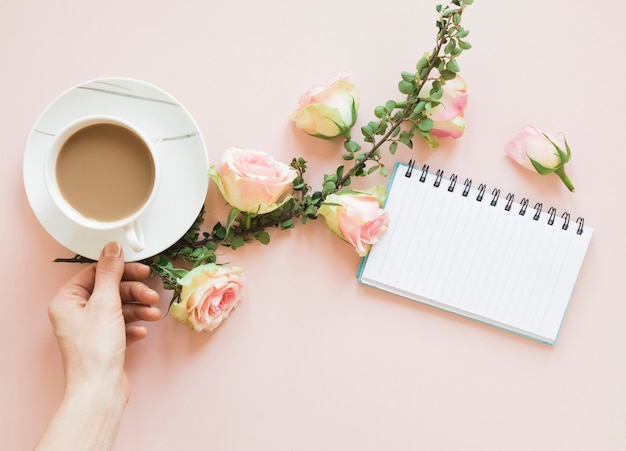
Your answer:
[46,116,159,252]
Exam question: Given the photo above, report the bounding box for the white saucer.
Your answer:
[23,77,209,261]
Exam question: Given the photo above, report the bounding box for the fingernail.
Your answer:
[103,241,122,257]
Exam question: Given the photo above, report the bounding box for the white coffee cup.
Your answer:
[45,115,160,252]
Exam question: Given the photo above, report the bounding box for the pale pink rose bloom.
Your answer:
[429,114,466,139]
[171,264,244,332]
[210,147,297,214]
[318,187,389,257]
[291,72,360,139]
[504,125,562,171]
[419,72,468,139]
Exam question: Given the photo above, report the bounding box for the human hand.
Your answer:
[36,242,161,451]
[48,241,161,398]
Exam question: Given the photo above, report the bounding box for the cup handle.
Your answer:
[123,220,145,252]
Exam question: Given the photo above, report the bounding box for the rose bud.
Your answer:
[291,72,360,140]
[318,186,389,257]
[504,125,574,192]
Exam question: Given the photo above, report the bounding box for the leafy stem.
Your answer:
[147,1,472,260]
[54,0,473,295]
[336,0,471,188]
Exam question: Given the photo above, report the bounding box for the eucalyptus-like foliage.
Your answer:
[56,0,473,302]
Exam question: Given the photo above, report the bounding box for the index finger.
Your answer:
[54,263,96,299]
[122,262,152,281]
[55,259,153,301]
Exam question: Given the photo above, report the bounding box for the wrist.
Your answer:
[35,377,127,451]
[64,373,128,411]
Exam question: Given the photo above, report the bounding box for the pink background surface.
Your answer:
[2,0,625,449]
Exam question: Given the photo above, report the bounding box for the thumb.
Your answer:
[90,241,125,309]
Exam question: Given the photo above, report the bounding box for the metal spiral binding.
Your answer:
[448,174,457,192]
[505,193,514,211]
[405,159,415,178]
[547,207,556,225]
[519,198,529,215]
[476,184,486,201]
[419,164,429,182]
[400,161,586,234]
[434,169,444,187]
[462,179,472,197]
[490,188,500,206]
[576,217,584,235]
[533,203,543,220]
[561,212,570,230]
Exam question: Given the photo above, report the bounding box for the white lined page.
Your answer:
[358,163,593,344]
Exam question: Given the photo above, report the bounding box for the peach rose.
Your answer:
[291,72,360,139]
[318,186,389,257]
[170,264,244,332]
[210,147,298,214]
[419,72,468,145]
[504,125,574,191]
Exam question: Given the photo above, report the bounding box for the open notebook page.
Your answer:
[358,163,593,344]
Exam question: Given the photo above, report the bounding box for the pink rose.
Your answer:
[318,186,389,257]
[419,72,468,147]
[170,264,244,332]
[504,125,574,191]
[210,147,298,214]
[291,72,360,139]
[504,125,563,171]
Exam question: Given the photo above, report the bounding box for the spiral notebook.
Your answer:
[357,161,593,344]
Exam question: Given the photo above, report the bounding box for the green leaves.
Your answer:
[179,0,471,261]
[529,158,556,175]
[256,231,270,245]
[418,117,434,133]
[531,133,575,192]
[378,0,471,153]
[458,39,472,50]
[137,0,474,307]
[226,207,240,233]
[398,72,417,95]
[444,38,456,55]
[327,0,472,191]
[545,133,572,165]
[343,139,361,161]
[447,59,460,73]
[416,55,430,72]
